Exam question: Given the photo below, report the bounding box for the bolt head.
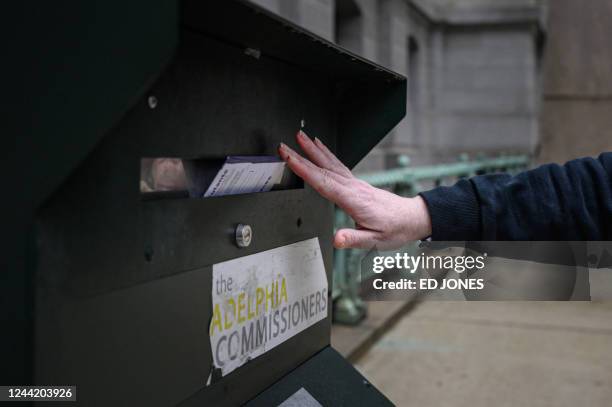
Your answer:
[235,224,253,248]
[148,95,158,109]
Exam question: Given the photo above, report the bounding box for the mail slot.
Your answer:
[10,0,406,405]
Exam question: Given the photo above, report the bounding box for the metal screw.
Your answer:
[235,224,253,248]
[148,95,158,109]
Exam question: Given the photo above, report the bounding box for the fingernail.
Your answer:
[314,137,322,145]
[337,235,346,248]
[279,142,295,158]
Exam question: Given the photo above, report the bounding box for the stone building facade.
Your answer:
[539,0,612,164]
[250,0,546,171]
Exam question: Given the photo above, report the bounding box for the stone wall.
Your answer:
[538,0,612,164]
[249,0,544,171]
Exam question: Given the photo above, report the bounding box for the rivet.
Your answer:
[148,95,158,109]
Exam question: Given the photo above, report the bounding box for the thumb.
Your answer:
[334,228,381,249]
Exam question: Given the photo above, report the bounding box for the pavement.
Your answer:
[331,301,418,363]
[350,301,612,407]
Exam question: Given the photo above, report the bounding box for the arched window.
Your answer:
[408,35,420,140]
[408,36,419,109]
[335,0,363,54]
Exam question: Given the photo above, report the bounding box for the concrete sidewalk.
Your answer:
[352,301,612,407]
[331,301,418,362]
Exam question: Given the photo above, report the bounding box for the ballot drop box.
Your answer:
[11,0,406,405]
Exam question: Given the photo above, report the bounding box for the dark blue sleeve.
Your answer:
[419,153,612,241]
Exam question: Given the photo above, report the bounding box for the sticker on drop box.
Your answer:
[208,238,328,381]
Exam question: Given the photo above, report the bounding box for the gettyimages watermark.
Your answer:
[357,241,612,301]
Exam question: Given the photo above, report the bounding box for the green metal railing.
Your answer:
[332,154,530,324]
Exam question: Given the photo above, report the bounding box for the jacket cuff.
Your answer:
[419,179,482,241]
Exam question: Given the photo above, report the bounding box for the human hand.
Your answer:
[278,131,432,250]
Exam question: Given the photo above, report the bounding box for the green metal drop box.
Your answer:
[8,0,405,405]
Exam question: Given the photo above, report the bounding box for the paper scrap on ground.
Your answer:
[208,238,328,380]
[204,156,286,197]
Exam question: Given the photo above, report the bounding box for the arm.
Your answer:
[279,131,612,247]
[420,153,612,241]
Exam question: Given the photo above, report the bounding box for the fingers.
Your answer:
[295,131,334,172]
[334,228,382,249]
[279,142,349,203]
[296,131,352,177]
[313,137,352,177]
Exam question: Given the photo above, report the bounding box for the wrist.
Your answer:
[407,195,432,240]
